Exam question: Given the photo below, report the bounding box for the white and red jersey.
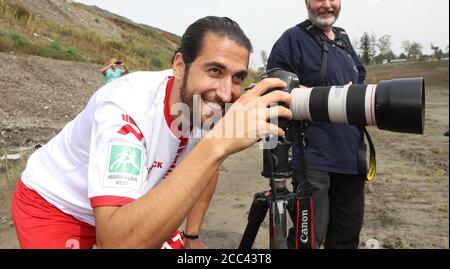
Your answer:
[21,70,201,226]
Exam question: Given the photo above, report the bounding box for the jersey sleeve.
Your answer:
[88,85,149,208]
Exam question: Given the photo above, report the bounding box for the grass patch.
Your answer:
[135,46,152,58]
[150,57,163,69]
[107,39,124,50]
[0,0,179,69]
[0,161,23,218]
[33,41,84,62]
[10,31,29,47]
[0,147,23,186]
[0,29,14,52]
[0,29,29,52]
[366,61,449,88]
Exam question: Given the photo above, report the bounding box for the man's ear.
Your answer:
[172,52,186,79]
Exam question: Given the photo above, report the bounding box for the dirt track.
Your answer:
[0,52,448,248]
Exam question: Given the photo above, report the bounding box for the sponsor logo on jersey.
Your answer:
[148,161,164,170]
[103,142,144,190]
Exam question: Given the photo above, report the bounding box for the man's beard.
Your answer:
[179,66,226,131]
[179,65,196,125]
[308,4,341,29]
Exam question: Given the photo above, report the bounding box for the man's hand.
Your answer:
[122,62,130,74]
[184,238,208,249]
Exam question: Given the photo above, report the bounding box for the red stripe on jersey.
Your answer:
[164,77,176,134]
[123,114,139,127]
[90,196,135,208]
[118,124,144,141]
[118,114,144,141]
[164,77,191,142]
[179,137,188,149]
[164,138,189,177]
[162,77,189,180]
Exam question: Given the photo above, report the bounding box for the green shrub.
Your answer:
[64,47,83,61]
[150,57,163,69]
[142,27,156,38]
[49,40,62,51]
[136,46,151,58]
[10,31,29,47]
[107,39,124,50]
[33,41,84,62]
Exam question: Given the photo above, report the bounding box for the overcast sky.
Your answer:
[75,0,449,69]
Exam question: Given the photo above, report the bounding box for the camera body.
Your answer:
[264,69,300,130]
[265,69,300,95]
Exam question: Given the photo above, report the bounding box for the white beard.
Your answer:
[308,9,339,29]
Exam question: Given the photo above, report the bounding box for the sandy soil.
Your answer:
[0,52,448,249]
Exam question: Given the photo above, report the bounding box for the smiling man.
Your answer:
[11,16,292,249]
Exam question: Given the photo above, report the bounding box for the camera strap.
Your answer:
[361,126,377,181]
[293,122,315,249]
[297,20,355,86]
[294,175,314,249]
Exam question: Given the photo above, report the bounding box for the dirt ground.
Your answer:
[0,52,448,249]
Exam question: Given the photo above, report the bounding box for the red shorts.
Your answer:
[11,179,185,249]
[11,179,96,249]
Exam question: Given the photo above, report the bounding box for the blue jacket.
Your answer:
[267,24,366,174]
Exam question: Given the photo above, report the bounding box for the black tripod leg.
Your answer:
[270,198,289,249]
[239,192,269,249]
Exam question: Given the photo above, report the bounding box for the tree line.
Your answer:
[355,32,449,65]
[258,33,449,72]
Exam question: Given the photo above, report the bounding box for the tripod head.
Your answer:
[261,136,292,179]
[238,70,314,249]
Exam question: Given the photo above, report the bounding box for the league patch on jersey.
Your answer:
[103,142,144,190]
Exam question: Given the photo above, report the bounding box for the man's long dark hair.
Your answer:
[172,16,253,65]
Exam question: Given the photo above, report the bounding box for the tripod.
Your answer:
[238,123,314,249]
